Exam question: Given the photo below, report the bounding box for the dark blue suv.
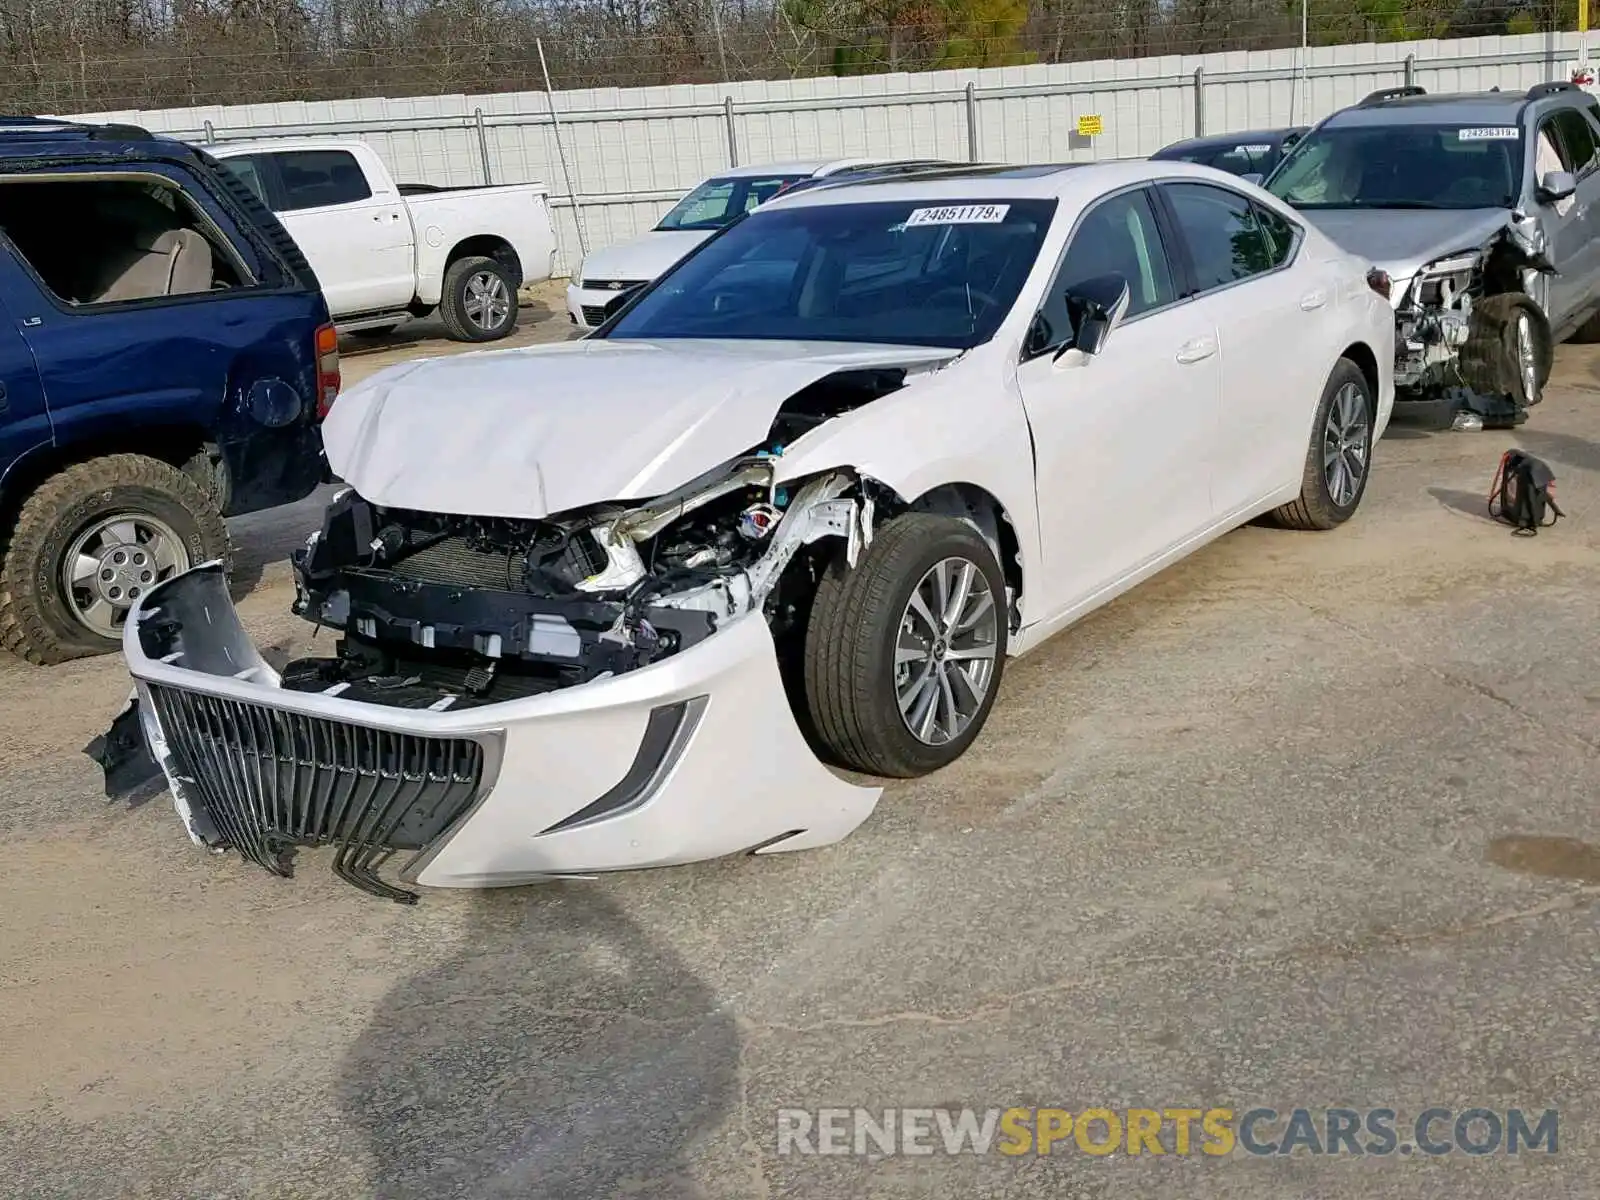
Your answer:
[0,118,336,664]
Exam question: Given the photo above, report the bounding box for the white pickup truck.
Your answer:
[208,139,558,342]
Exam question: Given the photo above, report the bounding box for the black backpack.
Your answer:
[1488,449,1563,535]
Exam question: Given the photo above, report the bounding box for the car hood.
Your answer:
[321,338,961,519]
[576,230,714,284]
[1296,207,1513,281]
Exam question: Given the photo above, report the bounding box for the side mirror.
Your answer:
[1056,273,1131,360]
[1539,169,1577,203]
[1240,172,1265,186]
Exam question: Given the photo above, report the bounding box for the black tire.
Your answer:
[0,454,228,665]
[1458,292,1548,405]
[803,512,1008,778]
[1271,357,1374,531]
[439,255,518,342]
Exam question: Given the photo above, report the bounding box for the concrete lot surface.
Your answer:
[2,304,1598,1199]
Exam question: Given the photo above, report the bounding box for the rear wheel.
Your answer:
[1270,357,1374,531]
[803,512,1008,778]
[439,255,517,342]
[1570,306,1600,345]
[0,454,227,665]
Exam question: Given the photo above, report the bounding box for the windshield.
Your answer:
[1265,123,1523,209]
[654,175,807,231]
[605,198,1056,350]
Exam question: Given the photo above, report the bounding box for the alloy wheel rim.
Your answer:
[895,556,1000,746]
[1516,312,1538,402]
[1322,381,1370,508]
[465,271,511,331]
[62,513,188,639]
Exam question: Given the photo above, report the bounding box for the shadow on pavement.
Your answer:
[339,882,738,1199]
[1514,426,1600,475]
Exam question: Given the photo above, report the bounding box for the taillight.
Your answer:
[1366,267,1392,299]
[314,323,340,418]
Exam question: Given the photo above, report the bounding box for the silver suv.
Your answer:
[1262,81,1600,408]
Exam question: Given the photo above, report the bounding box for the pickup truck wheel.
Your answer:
[0,454,228,665]
[1459,293,1548,405]
[803,512,1007,778]
[440,255,517,342]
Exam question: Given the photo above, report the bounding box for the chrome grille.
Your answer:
[146,685,488,903]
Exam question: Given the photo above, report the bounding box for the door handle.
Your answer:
[1176,336,1217,364]
[1300,290,1328,311]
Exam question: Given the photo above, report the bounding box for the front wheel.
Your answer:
[0,454,228,665]
[803,512,1008,778]
[1270,357,1374,531]
[439,255,518,342]
[1459,292,1547,406]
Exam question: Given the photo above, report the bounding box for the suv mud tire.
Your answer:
[1270,357,1374,531]
[803,512,1008,778]
[1459,293,1550,406]
[1571,307,1600,345]
[0,454,228,666]
[439,255,518,343]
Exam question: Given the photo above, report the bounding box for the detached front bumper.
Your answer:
[110,564,881,902]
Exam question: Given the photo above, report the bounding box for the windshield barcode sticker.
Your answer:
[1237,144,1272,153]
[1458,126,1520,140]
[905,204,1011,226]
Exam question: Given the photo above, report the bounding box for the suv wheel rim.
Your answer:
[1323,381,1370,508]
[464,271,511,331]
[62,514,188,639]
[895,556,999,746]
[1516,311,1538,401]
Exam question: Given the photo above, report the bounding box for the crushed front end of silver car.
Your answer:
[1385,218,1556,412]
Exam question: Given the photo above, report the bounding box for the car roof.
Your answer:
[207,138,364,157]
[1153,127,1305,156]
[757,158,1262,209]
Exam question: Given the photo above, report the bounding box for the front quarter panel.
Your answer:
[770,351,1043,624]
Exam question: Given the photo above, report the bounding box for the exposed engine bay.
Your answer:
[1392,219,1555,397]
[283,368,909,710]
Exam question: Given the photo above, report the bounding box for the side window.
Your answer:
[0,174,247,307]
[1552,109,1600,177]
[1163,181,1276,293]
[1032,187,1176,350]
[1251,202,1298,267]
[270,150,372,212]
[216,155,271,206]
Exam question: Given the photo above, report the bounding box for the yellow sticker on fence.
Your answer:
[1077,114,1103,137]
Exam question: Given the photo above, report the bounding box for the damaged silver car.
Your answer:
[1264,80,1600,410]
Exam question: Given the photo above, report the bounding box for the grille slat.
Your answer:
[146,685,487,903]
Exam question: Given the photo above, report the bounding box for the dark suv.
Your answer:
[0,118,336,664]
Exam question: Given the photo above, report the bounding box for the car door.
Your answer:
[0,289,48,490]
[1541,108,1600,326]
[1015,184,1220,614]
[241,149,413,316]
[1156,180,1331,514]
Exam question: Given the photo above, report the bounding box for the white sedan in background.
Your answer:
[565,157,955,330]
[101,160,1394,901]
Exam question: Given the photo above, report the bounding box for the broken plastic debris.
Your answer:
[738,503,781,540]
[1451,411,1485,431]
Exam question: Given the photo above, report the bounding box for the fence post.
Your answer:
[203,119,215,144]
[1193,66,1206,137]
[965,82,979,161]
[474,107,493,186]
[536,37,589,261]
[1404,53,1415,87]
[724,96,739,167]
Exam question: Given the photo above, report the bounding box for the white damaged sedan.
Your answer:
[97,161,1395,901]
